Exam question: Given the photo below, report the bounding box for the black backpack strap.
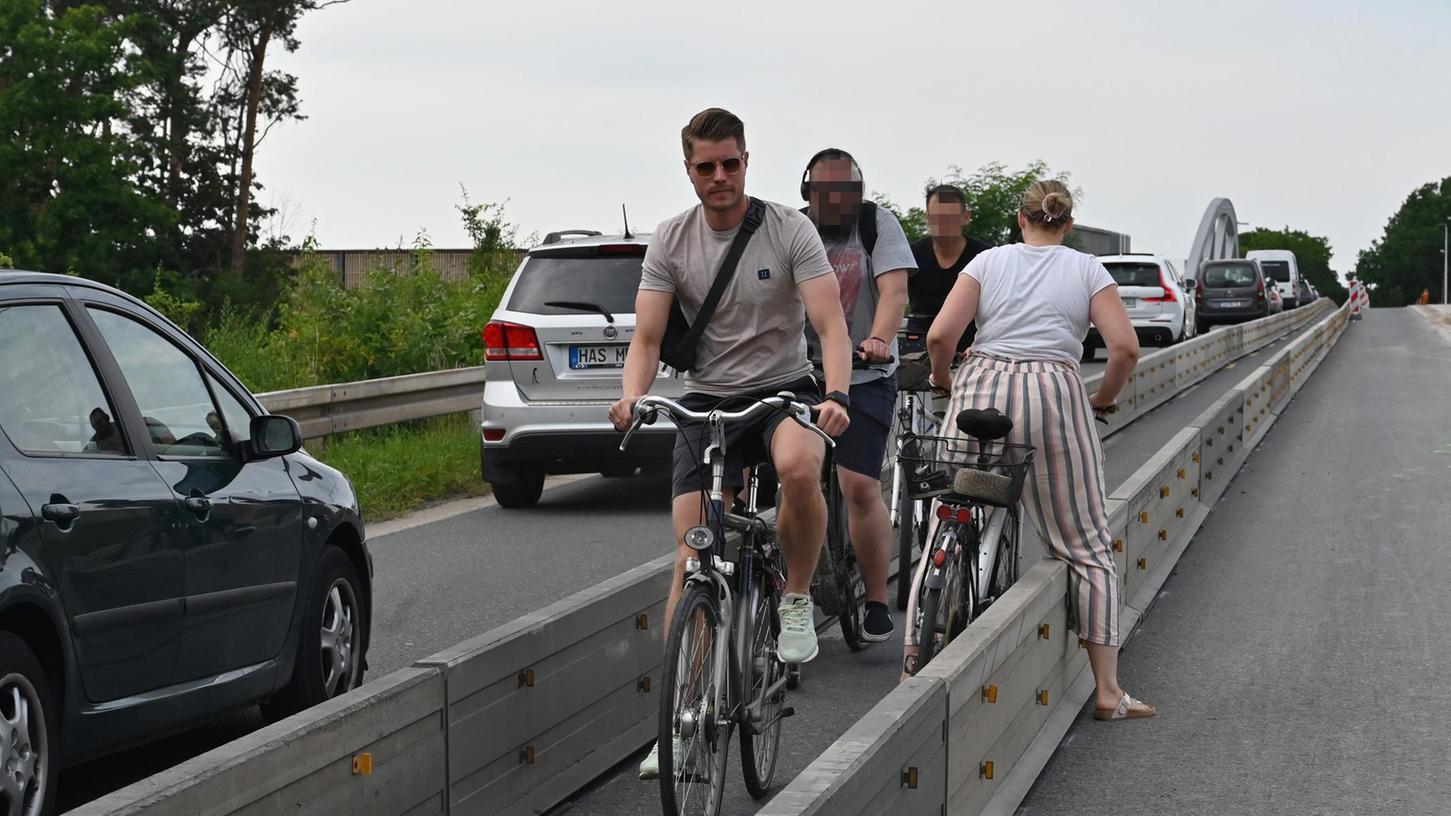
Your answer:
[682,197,766,350]
[858,201,877,256]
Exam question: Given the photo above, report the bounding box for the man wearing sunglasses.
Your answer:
[609,107,853,781]
[802,149,916,644]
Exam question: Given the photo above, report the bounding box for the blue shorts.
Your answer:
[833,375,897,478]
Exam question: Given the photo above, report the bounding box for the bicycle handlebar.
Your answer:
[618,392,834,452]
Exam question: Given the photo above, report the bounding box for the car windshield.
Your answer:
[1104,262,1160,287]
[507,250,645,316]
[1259,260,1292,282]
[1203,264,1258,288]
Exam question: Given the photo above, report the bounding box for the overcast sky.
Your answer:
[262,0,1451,273]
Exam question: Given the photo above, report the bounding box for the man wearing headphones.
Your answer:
[802,149,916,642]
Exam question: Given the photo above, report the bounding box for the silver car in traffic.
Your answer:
[480,231,684,507]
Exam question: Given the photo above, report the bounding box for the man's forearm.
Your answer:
[817,322,852,395]
[621,338,660,398]
[870,288,908,345]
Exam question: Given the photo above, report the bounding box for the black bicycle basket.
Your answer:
[897,434,1036,508]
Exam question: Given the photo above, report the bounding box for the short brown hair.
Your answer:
[926,184,967,209]
[681,107,746,158]
[1021,179,1073,227]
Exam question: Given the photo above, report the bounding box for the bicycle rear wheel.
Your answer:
[825,469,867,652]
[986,507,1021,603]
[739,573,784,798]
[659,582,730,816]
[895,487,925,611]
[911,525,975,673]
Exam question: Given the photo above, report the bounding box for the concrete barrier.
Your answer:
[74,301,1344,816]
[762,299,1351,816]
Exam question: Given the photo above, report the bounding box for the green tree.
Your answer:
[874,160,1074,248]
[1240,227,1348,304]
[0,1,174,285]
[1356,177,1451,307]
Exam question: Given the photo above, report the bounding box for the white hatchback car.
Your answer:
[1084,254,1197,358]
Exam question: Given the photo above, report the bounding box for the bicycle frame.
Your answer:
[889,389,942,529]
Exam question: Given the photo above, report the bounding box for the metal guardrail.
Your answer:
[71,302,1341,816]
[256,366,487,441]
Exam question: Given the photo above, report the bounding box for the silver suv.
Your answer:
[480,230,684,507]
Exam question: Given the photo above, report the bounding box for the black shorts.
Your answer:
[670,377,822,498]
[832,375,897,478]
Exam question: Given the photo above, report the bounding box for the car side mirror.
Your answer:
[249,415,303,460]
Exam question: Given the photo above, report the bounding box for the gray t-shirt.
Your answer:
[809,205,917,385]
[639,200,833,396]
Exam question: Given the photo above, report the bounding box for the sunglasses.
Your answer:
[689,156,745,177]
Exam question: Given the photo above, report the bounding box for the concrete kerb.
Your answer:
[66,667,447,816]
[411,552,674,815]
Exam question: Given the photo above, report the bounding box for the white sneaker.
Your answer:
[776,593,819,664]
[638,736,683,780]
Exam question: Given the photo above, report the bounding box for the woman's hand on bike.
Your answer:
[608,395,641,432]
[928,367,952,396]
[1089,390,1118,422]
[812,399,851,437]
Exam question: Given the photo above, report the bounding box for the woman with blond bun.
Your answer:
[924,180,1155,720]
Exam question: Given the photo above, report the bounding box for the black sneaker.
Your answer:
[861,602,894,643]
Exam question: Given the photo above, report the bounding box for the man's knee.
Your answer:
[838,468,883,509]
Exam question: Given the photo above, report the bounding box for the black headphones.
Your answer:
[800,147,862,201]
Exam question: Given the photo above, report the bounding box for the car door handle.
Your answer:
[184,496,212,517]
[42,503,80,529]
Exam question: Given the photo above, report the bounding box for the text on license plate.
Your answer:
[1121,297,1139,307]
[1220,300,1248,308]
[570,344,629,369]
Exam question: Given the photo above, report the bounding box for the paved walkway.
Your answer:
[1020,308,1451,815]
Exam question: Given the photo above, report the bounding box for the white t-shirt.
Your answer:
[963,243,1117,364]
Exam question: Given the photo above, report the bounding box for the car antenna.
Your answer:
[621,204,634,239]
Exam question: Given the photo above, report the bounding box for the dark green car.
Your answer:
[0,271,372,814]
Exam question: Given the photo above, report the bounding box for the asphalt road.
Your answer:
[55,322,1308,811]
[1020,309,1451,815]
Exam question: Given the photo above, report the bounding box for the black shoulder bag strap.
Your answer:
[662,197,766,372]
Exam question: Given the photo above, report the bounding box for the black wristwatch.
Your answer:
[825,390,851,409]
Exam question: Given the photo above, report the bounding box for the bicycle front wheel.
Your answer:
[739,574,784,798]
[895,485,920,611]
[659,582,730,816]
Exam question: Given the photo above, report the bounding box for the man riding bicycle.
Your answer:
[607,108,853,780]
[906,184,992,362]
[801,148,916,642]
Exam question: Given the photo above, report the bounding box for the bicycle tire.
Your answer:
[987,507,1021,602]
[826,469,867,652]
[739,574,784,798]
[659,582,730,816]
[894,479,916,611]
[911,524,975,673]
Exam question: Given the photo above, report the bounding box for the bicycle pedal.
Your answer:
[780,706,796,719]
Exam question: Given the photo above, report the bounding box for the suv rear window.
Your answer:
[1103,263,1160,287]
[1203,264,1257,287]
[1259,260,1291,282]
[507,249,645,316]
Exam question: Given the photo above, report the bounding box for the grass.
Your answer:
[312,412,489,522]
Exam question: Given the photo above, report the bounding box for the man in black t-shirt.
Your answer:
[908,184,993,354]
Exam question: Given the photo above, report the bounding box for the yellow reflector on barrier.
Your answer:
[352,753,373,776]
[982,684,998,703]
[981,761,995,780]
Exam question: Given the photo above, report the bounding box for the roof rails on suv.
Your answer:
[542,229,603,245]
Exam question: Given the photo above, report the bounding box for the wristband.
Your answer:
[867,336,888,345]
[825,390,852,409]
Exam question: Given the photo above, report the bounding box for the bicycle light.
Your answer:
[684,525,715,551]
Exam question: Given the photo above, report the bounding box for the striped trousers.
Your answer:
[942,354,1120,647]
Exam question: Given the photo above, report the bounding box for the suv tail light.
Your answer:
[1143,270,1177,303]
[1195,278,1205,302]
[483,321,544,362]
[1255,277,1267,303]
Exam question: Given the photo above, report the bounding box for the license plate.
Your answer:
[1220,300,1248,308]
[569,344,629,369]
[1121,297,1139,308]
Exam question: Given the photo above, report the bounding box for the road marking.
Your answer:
[368,474,597,541]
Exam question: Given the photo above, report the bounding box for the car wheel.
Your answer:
[491,466,545,507]
[1080,340,1097,362]
[264,547,366,721]
[0,632,57,816]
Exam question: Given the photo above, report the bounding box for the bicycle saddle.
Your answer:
[956,407,1013,441]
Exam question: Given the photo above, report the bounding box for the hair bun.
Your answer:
[1042,192,1068,220]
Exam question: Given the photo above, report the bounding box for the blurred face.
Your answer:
[807,158,862,229]
[684,138,747,212]
[926,193,971,239]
